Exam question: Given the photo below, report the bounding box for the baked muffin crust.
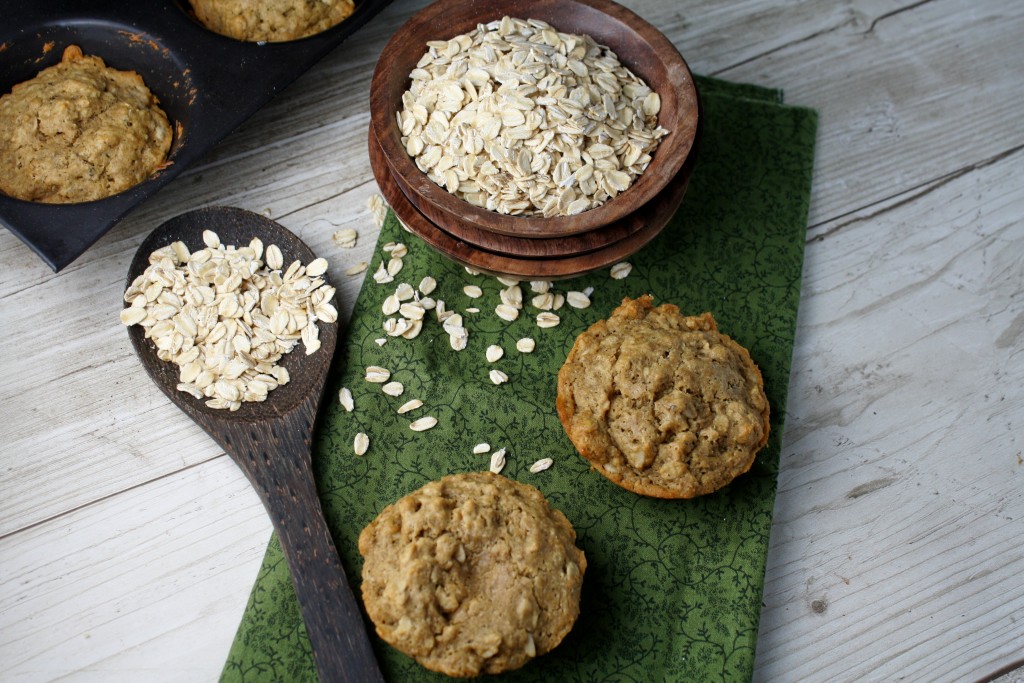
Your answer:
[0,45,172,204]
[189,0,356,42]
[557,295,770,498]
[358,472,586,677]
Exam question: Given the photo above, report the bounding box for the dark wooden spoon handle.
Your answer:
[126,207,382,681]
[214,409,383,683]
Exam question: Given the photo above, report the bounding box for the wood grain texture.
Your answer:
[1,0,1022,680]
[755,147,1024,681]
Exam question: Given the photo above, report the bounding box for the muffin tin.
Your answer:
[0,0,391,271]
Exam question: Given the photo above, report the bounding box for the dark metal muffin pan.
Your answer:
[0,0,391,271]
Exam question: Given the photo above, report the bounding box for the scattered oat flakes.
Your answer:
[399,302,426,320]
[442,313,464,334]
[395,282,416,300]
[516,337,536,353]
[332,228,358,248]
[531,293,554,310]
[345,261,368,276]
[397,398,423,414]
[410,416,438,431]
[529,457,553,473]
[386,318,412,337]
[449,329,469,351]
[500,285,524,308]
[382,381,404,397]
[463,285,483,298]
[489,448,507,474]
[367,194,387,228]
[382,294,401,315]
[387,243,409,259]
[419,276,437,295]
[485,345,504,362]
[567,291,591,308]
[401,319,424,339]
[489,369,509,385]
[536,312,560,328]
[365,366,391,383]
[473,442,491,454]
[610,262,632,279]
[354,432,370,456]
[372,261,394,284]
[339,387,354,412]
[495,304,519,322]
[374,337,388,346]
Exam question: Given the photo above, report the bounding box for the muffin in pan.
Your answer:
[358,472,586,677]
[557,295,770,499]
[0,45,172,204]
[189,0,356,42]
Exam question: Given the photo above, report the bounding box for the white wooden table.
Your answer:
[2,0,1022,681]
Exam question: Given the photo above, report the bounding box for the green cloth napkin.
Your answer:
[221,75,817,682]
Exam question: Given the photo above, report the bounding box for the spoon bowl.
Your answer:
[125,206,383,683]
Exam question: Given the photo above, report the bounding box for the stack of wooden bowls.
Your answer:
[368,0,701,279]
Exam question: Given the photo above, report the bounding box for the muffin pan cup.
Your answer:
[0,0,391,271]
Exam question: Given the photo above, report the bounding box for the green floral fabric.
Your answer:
[221,76,817,682]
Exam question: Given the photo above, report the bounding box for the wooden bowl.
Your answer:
[369,120,638,259]
[369,112,701,260]
[369,0,699,239]
[368,117,699,279]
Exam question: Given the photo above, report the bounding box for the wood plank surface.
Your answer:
[757,148,1024,681]
[0,0,1021,680]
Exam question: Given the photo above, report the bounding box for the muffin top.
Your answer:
[557,295,770,498]
[189,0,356,42]
[0,45,172,204]
[358,472,586,677]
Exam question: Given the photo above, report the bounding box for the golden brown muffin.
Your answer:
[189,0,356,42]
[358,472,586,677]
[0,45,172,204]
[557,295,770,498]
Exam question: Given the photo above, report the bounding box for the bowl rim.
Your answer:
[369,0,699,239]
[368,107,701,279]
[374,120,651,259]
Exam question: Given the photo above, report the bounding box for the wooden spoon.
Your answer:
[124,206,383,683]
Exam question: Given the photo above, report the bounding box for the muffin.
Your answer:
[557,295,770,498]
[0,45,172,204]
[358,472,586,677]
[189,0,356,42]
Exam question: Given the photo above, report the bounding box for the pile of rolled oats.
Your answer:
[121,230,336,411]
[398,16,668,217]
